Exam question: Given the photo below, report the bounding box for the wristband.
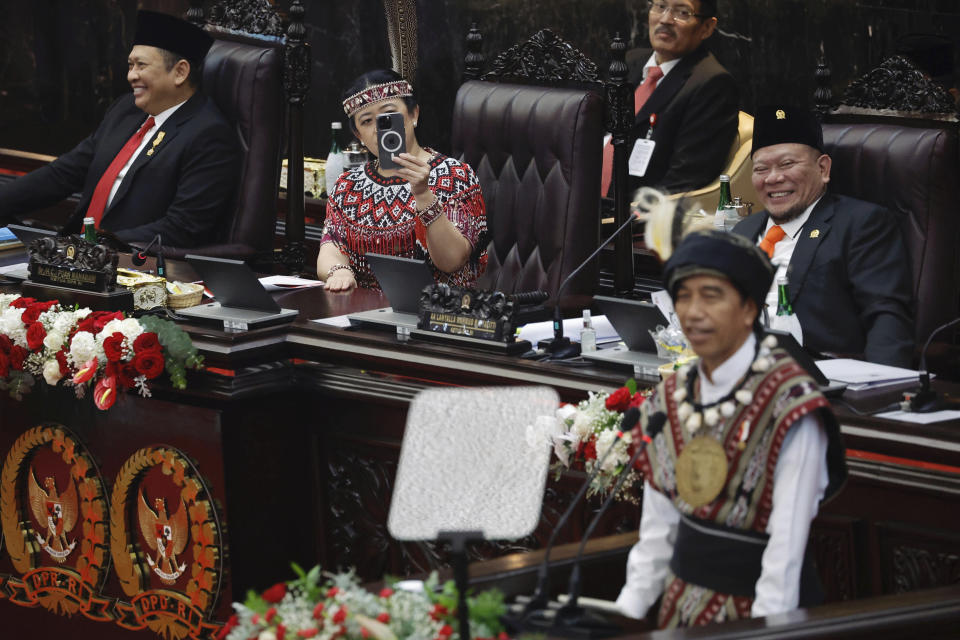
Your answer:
[326,263,355,281]
[417,195,445,227]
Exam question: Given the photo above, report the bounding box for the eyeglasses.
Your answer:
[648,1,706,23]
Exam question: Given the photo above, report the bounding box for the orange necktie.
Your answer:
[759,224,786,258]
[85,116,156,227]
[600,66,664,197]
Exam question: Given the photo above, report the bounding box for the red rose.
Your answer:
[117,361,138,388]
[56,349,69,375]
[312,602,324,619]
[133,349,165,380]
[629,392,648,409]
[0,334,11,354]
[378,587,394,598]
[376,612,390,623]
[133,332,161,353]
[578,438,597,461]
[26,322,47,351]
[22,300,57,324]
[9,297,35,309]
[265,607,277,623]
[438,625,454,638]
[332,607,347,624]
[262,582,286,604]
[102,332,126,362]
[297,628,319,638]
[430,604,449,621]
[0,352,9,377]
[605,387,632,412]
[9,345,26,370]
[277,624,287,640]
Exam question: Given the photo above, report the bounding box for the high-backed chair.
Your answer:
[450,30,605,309]
[816,55,960,353]
[162,1,310,270]
[666,111,758,211]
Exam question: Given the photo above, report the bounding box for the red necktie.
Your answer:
[601,66,664,197]
[85,116,155,227]
[759,224,786,258]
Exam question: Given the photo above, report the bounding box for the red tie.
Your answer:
[759,225,786,258]
[85,116,156,227]
[601,66,664,196]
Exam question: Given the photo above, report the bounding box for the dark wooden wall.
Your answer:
[1,1,958,157]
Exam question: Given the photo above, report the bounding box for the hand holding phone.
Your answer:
[376,112,406,170]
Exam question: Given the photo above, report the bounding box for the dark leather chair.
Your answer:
[821,122,960,348]
[163,31,284,260]
[450,31,605,309]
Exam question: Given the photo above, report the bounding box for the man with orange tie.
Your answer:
[601,0,738,196]
[0,11,238,248]
[733,106,914,367]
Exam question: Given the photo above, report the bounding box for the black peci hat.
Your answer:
[664,229,775,312]
[133,11,213,67]
[751,105,824,156]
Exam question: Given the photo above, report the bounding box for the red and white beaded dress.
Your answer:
[321,150,487,290]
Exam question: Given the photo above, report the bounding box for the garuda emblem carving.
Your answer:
[28,471,79,562]
[138,491,188,584]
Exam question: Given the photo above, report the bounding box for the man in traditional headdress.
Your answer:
[616,230,846,628]
[733,106,914,367]
[0,11,238,248]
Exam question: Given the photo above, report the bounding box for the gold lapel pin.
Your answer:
[809,229,820,239]
[146,131,165,156]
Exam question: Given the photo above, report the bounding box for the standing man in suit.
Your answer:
[0,11,239,248]
[601,0,738,196]
[733,106,914,367]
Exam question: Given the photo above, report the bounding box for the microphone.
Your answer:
[520,407,642,621]
[552,410,667,636]
[539,211,640,358]
[910,316,960,412]
[131,234,166,279]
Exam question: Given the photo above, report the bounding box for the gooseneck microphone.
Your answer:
[131,234,165,279]
[552,410,667,636]
[521,407,642,620]
[910,316,960,412]
[541,211,640,358]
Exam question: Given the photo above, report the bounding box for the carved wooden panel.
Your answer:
[483,29,600,87]
[810,515,861,602]
[878,523,960,593]
[841,55,957,114]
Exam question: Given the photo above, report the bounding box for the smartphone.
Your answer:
[376,112,406,170]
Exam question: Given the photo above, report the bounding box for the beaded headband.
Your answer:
[342,80,414,117]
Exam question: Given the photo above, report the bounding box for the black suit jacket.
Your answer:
[0,92,239,248]
[733,193,915,367]
[624,45,738,194]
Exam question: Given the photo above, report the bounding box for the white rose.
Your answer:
[571,411,595,440]
[43,330,65,352]
[42,359,63,385]
[596,429,627,473]
[75,307,92,319]
[556,404,577,422]
[119,317,144,339]
[99,319,125,339]
[69,331,98,365]
[52,313,78,335]
[258,631,277,640]
[552,434,575,466]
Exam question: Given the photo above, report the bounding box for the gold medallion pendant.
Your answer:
[676,435,728,508]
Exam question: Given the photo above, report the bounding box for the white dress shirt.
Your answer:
[760,196,822,312]
[106,100,187,208]
[616,333,829,620]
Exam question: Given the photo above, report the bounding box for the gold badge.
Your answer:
[146,131,165,156]
[776,109,786,120]
[65,245,76,260]
[809,229,820,238]
[675,435,728,508]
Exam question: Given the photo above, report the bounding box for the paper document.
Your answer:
[0,262,28,275]
[874,410,960,424]
[816,359,919,386]
[517,315,619,346]
[310,315,353,328]
[259,274,324,291]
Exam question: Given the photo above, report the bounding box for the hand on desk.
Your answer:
[324,270,357,292]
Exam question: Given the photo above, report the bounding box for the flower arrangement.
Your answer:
[220,564,509,640]
[527,379,652,503]
[0,294,202,410]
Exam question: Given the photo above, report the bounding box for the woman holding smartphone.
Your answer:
[316,69,487,292]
